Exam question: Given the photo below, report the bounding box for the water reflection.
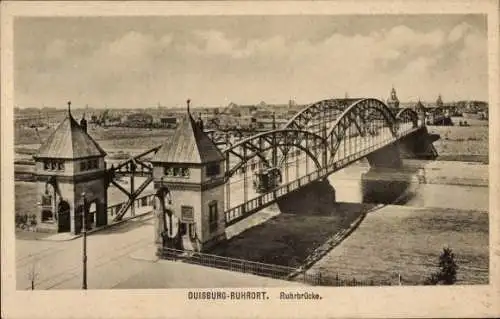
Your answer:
[326,160,488,211]
[360,167,416,205]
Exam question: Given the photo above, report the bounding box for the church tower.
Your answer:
[386,87,400,109]
[436,94,444,108]
[33,102,108,234]
[151,99,226,253]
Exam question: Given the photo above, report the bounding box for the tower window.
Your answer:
[206,163,220,177]
[41,210,53,222]
[164,165,173,176]
[209,201,218,232]
[43,160,64,171]
[173,167,180,177]
[164,165,189,178]
[41,194,52,206]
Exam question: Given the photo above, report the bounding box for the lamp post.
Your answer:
[81,192,88,290]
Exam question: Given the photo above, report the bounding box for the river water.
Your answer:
[327,159,488,212]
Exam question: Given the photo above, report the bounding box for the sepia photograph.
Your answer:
[2,1,499,318]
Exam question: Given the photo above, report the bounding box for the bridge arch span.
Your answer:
[223,129,328,179]
[284,98,363,130]
[325,98,399,163]
[395,108,419,128]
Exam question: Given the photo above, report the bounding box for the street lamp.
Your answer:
[81,192,88,290]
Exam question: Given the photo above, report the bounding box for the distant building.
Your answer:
[122,112,153,127]
[386,87,400,109]
[255,118,288,130]
[159,116,178,128]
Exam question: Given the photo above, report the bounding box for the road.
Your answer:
[16,215,302,290]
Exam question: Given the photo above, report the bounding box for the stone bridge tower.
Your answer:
[151,100,226,253]
[33,102,108,234]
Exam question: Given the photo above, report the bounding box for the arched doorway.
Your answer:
[41,182,56,222]
[154,184,181,249]
[57,200,70,232]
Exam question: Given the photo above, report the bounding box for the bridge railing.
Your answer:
[224,125,422,225]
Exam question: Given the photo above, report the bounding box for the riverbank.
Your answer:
[307,205,489,285]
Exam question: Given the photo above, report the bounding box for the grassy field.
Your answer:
[15,125,174,149]
[308,205,489,285]
[211,181,375,268]
[429,124,488,161]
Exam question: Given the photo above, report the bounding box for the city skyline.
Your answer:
[15,15,488,109]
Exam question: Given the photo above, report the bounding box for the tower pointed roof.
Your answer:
[151,99,224,164]
[34,101,106,159]
[415,99,425,111]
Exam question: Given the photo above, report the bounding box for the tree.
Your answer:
[425,247,458,285]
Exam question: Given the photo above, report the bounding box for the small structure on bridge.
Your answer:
[151,100,227,252]
[33,102,108,234]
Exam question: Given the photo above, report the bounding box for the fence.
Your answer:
[158,247,294,280]
[157,247,396,286]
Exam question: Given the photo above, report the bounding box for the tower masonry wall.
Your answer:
[200,184,226,249]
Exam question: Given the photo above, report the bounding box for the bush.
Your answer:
[30,214,37,227]
[425,247,458,285]
[15,213,29,230]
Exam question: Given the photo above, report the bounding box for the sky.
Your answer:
[14,15,488,109]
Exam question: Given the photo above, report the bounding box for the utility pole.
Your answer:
[81,192,88,290]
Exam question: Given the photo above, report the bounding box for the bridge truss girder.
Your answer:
[107,145,161,221]
[223,129,328,179]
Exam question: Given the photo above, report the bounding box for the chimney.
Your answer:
[80,113,88,133]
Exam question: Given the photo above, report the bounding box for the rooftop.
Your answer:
[34,103,107,160]
[151,101,225,164]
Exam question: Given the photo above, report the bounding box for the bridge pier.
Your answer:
[276,179,336,215]
[398,126,439,160]
[366,143,402,169]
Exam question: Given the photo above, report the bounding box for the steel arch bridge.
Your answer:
[107,97,432,226]
[219,98,423,224]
